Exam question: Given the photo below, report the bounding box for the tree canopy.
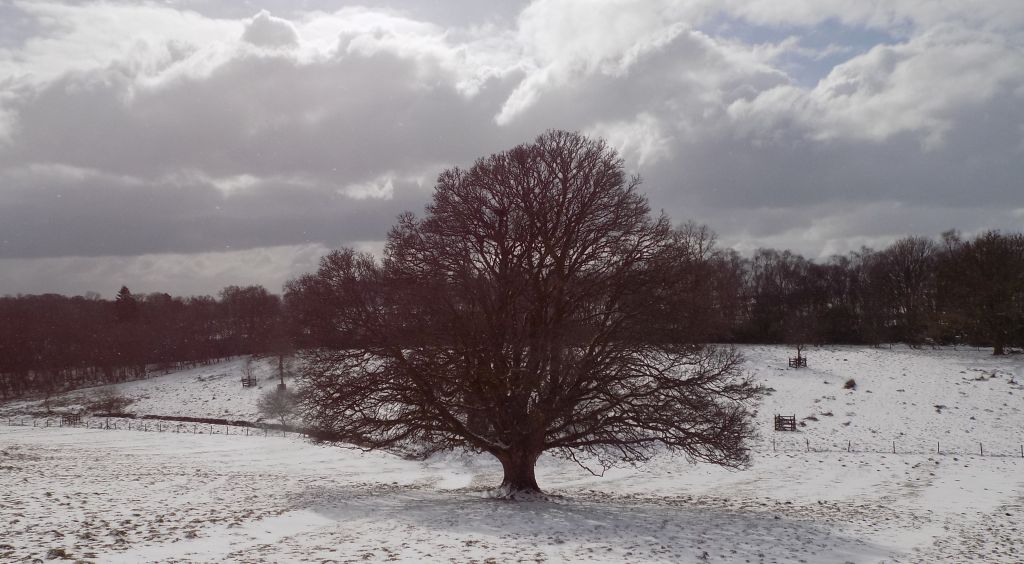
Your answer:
[296,131,763,496]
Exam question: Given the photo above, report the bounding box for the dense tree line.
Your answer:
[3,230,1021,401]
[729,230,1024,353]
[0,285,282,399]
[286,228,1023,356]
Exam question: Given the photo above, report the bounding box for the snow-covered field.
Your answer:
[0,357,289,422]
[748,345,1024,456]
[2,345,1023,563]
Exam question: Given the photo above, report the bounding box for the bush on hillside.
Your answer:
[257,386,299,426]
[87,387,133,414]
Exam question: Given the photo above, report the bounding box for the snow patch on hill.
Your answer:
[4,345,1021,455]
[0,356,294,422]
[749,345,1024,455]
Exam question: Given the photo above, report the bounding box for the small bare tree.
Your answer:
[257,387,298,427]
[297,131,762,497]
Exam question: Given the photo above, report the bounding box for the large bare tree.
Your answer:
[296,131,762,497]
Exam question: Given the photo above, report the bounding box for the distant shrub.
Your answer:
[46,548,69,559]
[257,387,299,426]
[87,387,133,414]
[843,378,857,390]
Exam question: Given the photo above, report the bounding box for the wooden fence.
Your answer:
[774,415,797,431]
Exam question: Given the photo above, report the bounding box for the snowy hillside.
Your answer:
[4,346,1021,455]
[0,356,296,422]
[2,345,1023,563]
[748,345,1024,455]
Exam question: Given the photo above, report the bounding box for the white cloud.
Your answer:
[1,1,238,86]
[498,0,695,123]
[207,173,262,196]
[0,243,329,297]
[717,201,1024,259]
[587,113,672,168]
[341,174,395,200]
[242,10,299,49]
[727,25,1024,148]
[720,0,1024,33]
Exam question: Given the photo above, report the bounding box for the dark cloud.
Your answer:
[3,50,512,180]
[0,38,524,260]
[0,166,434,258]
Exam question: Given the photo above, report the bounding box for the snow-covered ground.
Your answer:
[2,345,1023,563]
[748,345,1024,456]
[0,356,291,422]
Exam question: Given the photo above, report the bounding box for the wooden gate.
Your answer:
[774,415,796,431]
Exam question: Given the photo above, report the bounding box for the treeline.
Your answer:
[723,229,1024,353]
[2,228,1022,400]
[284,225,1024,354]
[0,285,286,399]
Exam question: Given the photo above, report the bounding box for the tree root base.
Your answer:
[482,485,562,501]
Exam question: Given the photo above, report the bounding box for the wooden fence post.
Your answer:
[937,441,940,454]
[892,441,895,454]
[980,443,984,456]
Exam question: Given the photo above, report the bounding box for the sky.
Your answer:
[0,0,1022,298]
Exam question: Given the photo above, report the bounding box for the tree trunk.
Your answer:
[495,450,541,497]
[993,341,1005,355]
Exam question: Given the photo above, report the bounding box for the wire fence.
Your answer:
[5,416,1022,459]
[764,435,1024,459]
[3,416,304,439]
